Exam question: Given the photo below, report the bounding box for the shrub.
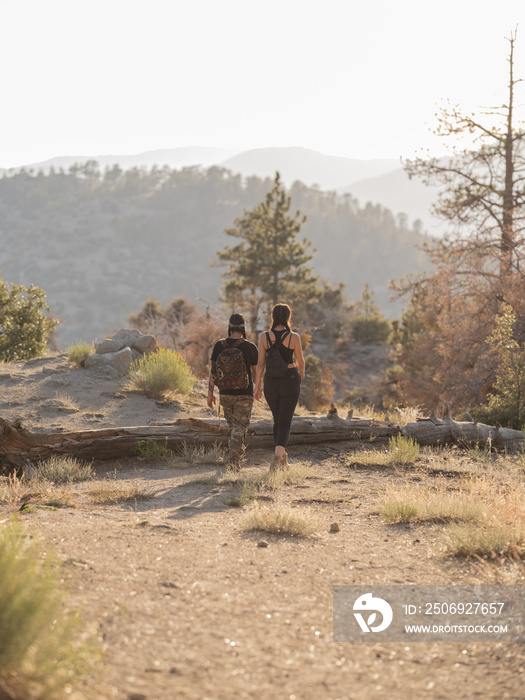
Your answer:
[388,434,420,465]
[0,520,98,698]
[0,277,58,362]
[350,315,392,344]
[127,347,195,399]
[35,455,93,483]
[66,341,92,366]
[135,439,173,461]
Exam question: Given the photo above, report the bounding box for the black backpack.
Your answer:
[213,339,250,391]
[265,331,290,378]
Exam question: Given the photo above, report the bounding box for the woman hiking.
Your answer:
[254,303,305,469]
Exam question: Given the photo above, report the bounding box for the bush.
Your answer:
[0,277,58,362]
[35,455,93,483]
[350,315,392,344]
[127,347,195,399]
[66,341,92,366]
[134,439,173,461]
[471,304,525,429]
[0,520,98,699]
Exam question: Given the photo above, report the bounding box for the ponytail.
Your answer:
[270,303,292,333]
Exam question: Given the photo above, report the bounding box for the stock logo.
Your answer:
[353,593,393,633]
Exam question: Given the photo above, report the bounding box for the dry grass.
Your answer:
[262,460,313,490]
[223,477,260,507]
[241,501,321,537]
[380,485,486,524]
[179,441,227,465]
[445,524,525,559]
[35,455,94,483]
[50,392,80,413]
[349,435,420,468]
[88,480,153,505]
[41,488,77,508]
[380,455,525,558]
[0,474,51,508]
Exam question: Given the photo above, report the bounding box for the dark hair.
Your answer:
[270,303,292,333]
[228,312,246,338]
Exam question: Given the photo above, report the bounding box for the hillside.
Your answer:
[0,166,430,348]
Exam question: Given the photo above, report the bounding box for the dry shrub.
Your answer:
[66,341,92,367]
[179,441,227,464]
[241,501,321,537]
[35,455,93,483]
[445,524,525,559]
[128,297,223,378]
[127,347,195,399]
[0,474,51,508]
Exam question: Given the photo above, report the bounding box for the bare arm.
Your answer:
[254,333,268,400]
[293,332,305,380]
[207,372,216,408]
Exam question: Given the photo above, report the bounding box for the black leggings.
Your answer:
[264,368,301,448]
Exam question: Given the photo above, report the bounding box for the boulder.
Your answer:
[85,347,134,376]
[95,338,121,354]
[112,329,143,348]
[132,334,156,353]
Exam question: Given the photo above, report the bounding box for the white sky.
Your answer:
[0,0,523,168]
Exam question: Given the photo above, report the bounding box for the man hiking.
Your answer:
[208,313,258,471]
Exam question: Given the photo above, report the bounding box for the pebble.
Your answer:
[329,522,340,533]
[257,540,269,548]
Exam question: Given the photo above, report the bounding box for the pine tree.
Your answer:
[218,172,319,333]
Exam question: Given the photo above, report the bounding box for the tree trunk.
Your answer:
[1,405,523,477]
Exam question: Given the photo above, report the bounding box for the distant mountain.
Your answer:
[339,167,447,236]
[5,147,241,174]
[219,147,399,191]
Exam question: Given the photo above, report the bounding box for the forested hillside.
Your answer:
[0,164,430,346]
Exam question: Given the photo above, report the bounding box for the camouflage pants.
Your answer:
[220,395,254,465]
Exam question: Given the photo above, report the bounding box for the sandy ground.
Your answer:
[0,355,524,700]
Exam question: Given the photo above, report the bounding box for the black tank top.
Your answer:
[272,329,294,364]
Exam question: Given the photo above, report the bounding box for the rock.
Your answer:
[91,365,120,379]
[329,522,340,533]
[132,334,156,353]
[112,328,142,347]
[257,540,269,548]
[85,347,134,376]
[95,338,121,354]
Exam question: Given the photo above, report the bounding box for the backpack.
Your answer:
[212,339,250,391]
[265,331,291,378]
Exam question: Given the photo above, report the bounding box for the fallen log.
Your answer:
[1,403,523,477]
[0,410,400,475]
[402,403,525,450]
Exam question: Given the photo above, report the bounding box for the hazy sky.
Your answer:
[1,0,523,167]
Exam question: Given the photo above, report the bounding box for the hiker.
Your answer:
[254,303,305,469]
[208,313,258,471]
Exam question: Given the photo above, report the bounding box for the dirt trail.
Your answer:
[0,356,523,699]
